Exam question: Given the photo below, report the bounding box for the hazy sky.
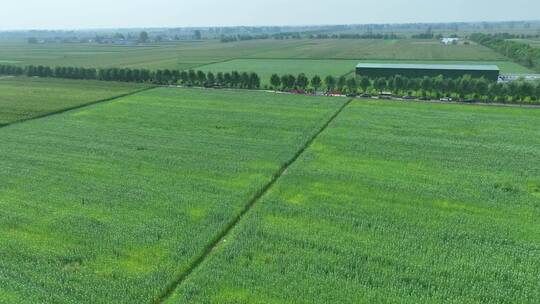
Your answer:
[1,0,539,30]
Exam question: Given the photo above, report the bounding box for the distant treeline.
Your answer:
[220,32,401,42]
[268,73,540,103]
[0,65,261,88]
[479,33,540,40]
[409,27,452,40]
[470,33,540,72]
[308,33,401,39]
[220,33,302,42]
[411,33,435,39]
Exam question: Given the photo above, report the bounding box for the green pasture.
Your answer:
[171,100,540,303]
[0,77,147,125]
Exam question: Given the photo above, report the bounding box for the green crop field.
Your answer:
[169,100,540,303]
[1,35,538,302]
[0,40,303,70]
[0,87,346,303]
[249,39,507,61]
[0,39,513,72]
[0,41,211,70]
[0,77,147,125]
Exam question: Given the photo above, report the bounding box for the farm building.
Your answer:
[356,63,500,81]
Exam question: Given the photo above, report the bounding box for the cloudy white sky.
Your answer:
[1,0,539,30]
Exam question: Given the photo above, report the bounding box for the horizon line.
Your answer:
[1,19,539,32]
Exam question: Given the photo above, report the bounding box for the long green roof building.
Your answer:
[356,63,500,81]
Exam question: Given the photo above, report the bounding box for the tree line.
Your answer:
[0,64,261,88]
[470,33,540,72]
[268,73,540,103]
[478,33,540,40]
[220,33,302,43]
[1,64,539,103]
[308,33,401,40]
[220,32,401,43]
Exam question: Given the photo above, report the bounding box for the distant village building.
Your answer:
[441,37,459,45]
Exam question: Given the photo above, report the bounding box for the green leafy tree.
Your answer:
[408,78,420,93]
[223,72,232,87]
[124,69,133,82]
[337,76,347,91]
[240,72,250,88]
[180,71,188,84]
[162,69,172,84]
[270,74,281,90]
[296,73,309,90]
[324,75,336,92]
[206,72,216,86]
[518,81,535,101]
[216,72,224,86]
[445,78,456,96]
[386,76,396,93]
[475,78,489,98]
[197,70,207,86]
[154,70,164,84]
[187,70,197,85]
[194,30,202,40]
[420,77,433,97]
[139,31,149,43]
[346,77,358,93]
[499,83,510,102]
[433,75,444,97]
[359,76,371,93]
[249,73,260,89]
[393,75,405,94]
[231,71,241,87]
[458,75,473,98]
[311,75,322,93]
[374,78,387,94]
[507,81,519,99]
[281,74,296,90]
[171,70,180,83]
[131,69,141,82]
[490,82,503,100]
